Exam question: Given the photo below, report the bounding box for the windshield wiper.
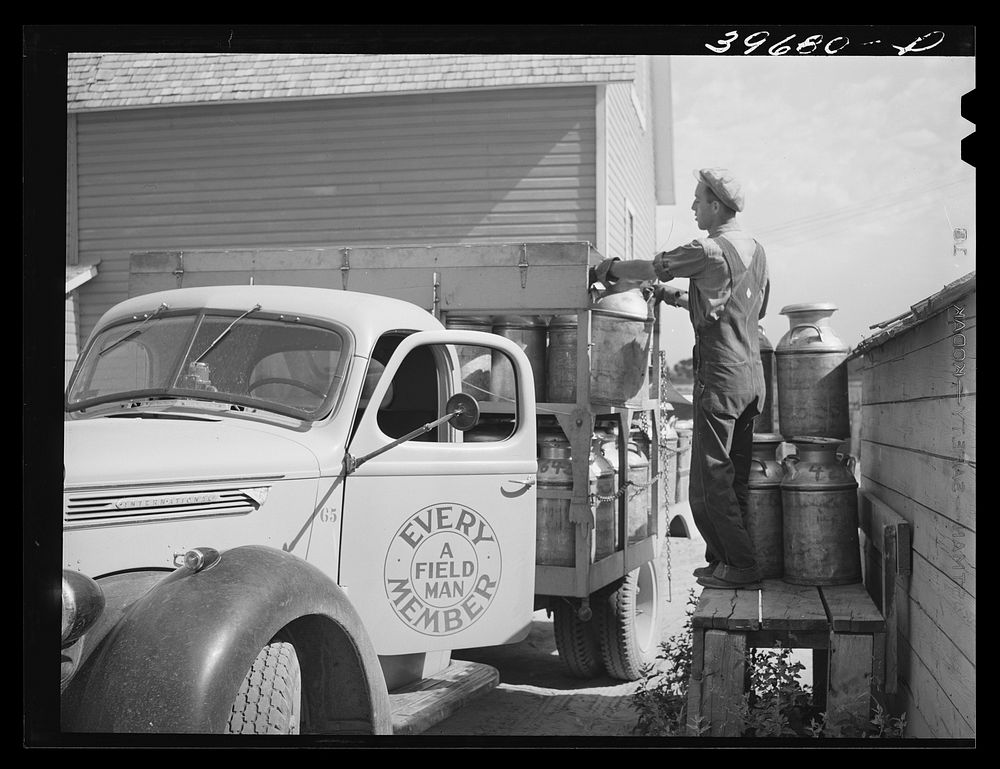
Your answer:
[192,304,262,363]
[98,303,169,357]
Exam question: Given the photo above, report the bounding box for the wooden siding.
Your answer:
[856,289,976,739]
[73,87,598,342]
[65,293,78,386]
[603,79,656,263]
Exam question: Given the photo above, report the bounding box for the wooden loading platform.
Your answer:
[686,579,886,737]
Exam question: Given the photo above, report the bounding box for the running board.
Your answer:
[389,660,499,735]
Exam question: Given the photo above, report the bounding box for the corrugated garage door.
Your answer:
[73,86,598,342]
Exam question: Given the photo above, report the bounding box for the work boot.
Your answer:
[696,574,763,591]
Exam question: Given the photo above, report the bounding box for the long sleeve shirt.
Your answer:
[652,221,769,330]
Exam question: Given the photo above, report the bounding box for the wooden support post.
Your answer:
[686,628,706,736]
[699,629,747,737]
[858,491,911,696]
[827,633,873,732]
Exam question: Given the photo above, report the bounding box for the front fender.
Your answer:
[61,545,391,734]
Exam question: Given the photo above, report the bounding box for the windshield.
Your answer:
[67,309,348,420]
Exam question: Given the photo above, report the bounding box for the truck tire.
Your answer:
[226,641,301,734]
[552,601,605,679]
[594,558,662,681]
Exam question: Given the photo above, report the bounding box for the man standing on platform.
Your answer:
[594,168,769,590]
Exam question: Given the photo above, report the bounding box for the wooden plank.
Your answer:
[908,551,975,665]
[896,634,976,739]
[821,583,885,633]
[130,246,601,314]
[389,660,499,736]
[859,337,975,404]
[827,633,874,730]
[896,678,936,738]
[858,295,976,403]
[67,114,79,265]
[862,442,975,531]
[897,586,976,732]
[882,526,899,694]
[759,580,827,632]
[685,628,707,736]
[871,631,887,709]
[700,629,747,738]
[745,629,829,650]
[859,529,883,611]
[861,396,976,461]
[858,491,913,575]
[862,478,975,597]
[692,587,759,631]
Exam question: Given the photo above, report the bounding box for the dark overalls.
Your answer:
[689,235,768,583]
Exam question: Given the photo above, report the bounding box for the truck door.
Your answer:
[339,330,537,656]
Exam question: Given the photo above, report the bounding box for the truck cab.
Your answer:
[60,284,538,734]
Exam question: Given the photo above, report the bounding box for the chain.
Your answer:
[665,515,673,602]
[588,466,675,505]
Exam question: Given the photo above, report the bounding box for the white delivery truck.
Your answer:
[60,243,668,735]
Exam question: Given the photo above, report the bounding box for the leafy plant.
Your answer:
[740,645,819,737]
[632,588,698,736]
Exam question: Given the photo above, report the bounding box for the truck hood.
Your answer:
[64,412,327,488]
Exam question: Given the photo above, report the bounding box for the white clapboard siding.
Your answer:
[857,283,975,739]
[64,293,78,386]
[74,87,598,342]
[603,80,656,262]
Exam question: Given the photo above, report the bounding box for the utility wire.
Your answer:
[764,194,967,249]
[754,175,973,243]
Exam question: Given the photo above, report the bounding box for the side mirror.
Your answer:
[445,392,479,431]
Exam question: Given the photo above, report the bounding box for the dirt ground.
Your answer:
[420,531,709,742]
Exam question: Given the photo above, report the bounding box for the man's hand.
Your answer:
[591,258,620,287]
[653,285,689,309]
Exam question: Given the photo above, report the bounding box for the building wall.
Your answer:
[71,86,598,343]
[857,290,976,738]
[65,292,79,386]
[602,76,656,263]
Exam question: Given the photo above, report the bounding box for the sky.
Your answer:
[653,54,975,363]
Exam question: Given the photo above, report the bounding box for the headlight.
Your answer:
[61,570,105,648]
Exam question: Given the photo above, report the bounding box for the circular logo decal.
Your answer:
[384,503,502,636]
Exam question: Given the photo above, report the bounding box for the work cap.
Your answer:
[694,168,745,212]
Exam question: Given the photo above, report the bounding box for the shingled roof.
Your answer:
[67,53,638,111]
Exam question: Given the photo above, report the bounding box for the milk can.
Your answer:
[545,314,580,402]
[445,315,493,400]
[775,303,851,440]
[746,433,785,579]
[545,288,653,404]
[535,427,617,565]
[536,428,576,566]
[597,423,649,545]
[591,289,653,404]
[757,326,777,434]
[780,436,862,586]
[591,434,619,560]
[628,426,653,543]
[492,315,547,403]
